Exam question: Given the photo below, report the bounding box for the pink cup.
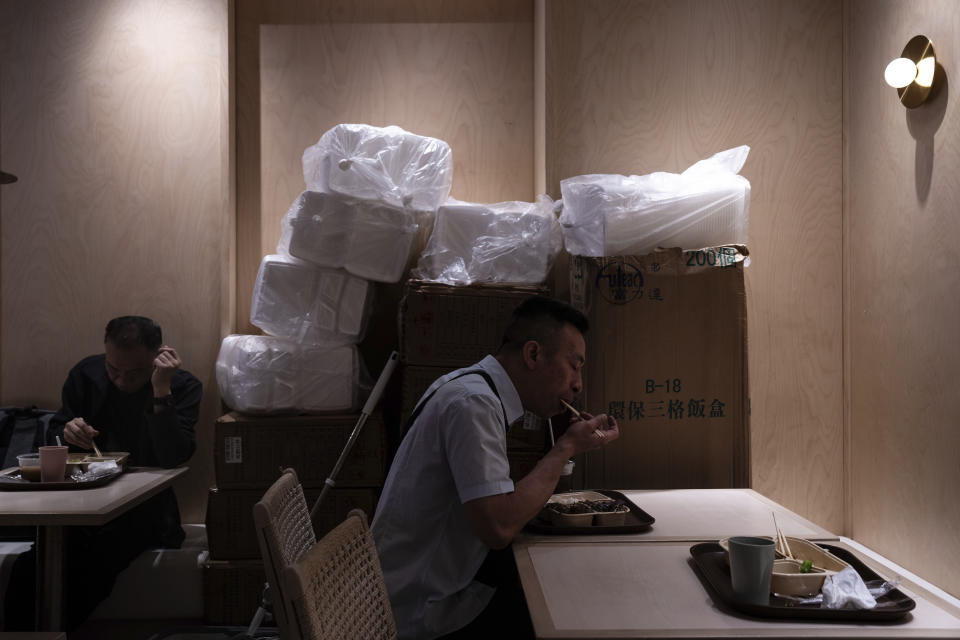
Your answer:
[39,445,69,482]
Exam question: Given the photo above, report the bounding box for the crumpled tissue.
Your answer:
[821,566,877,609]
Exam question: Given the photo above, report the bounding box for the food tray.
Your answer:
[718,536,851,596]
[0,466,124,490]
[526,489,655,535]
[689,542,916,621]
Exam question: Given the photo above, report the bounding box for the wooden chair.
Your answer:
[252,467,317,640]
[282,508,397,640]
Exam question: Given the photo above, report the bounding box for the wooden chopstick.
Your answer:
[560,399,581,417]
[92,440,103,458]
[561,399,609,442]
[772,512,794,559]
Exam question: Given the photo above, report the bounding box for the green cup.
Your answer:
[728,536,775,605]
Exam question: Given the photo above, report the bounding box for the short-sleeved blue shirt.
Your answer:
[372,355,525,639]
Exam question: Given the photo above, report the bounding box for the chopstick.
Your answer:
[560,399,581,417]
[561,399,609,441]
[92,440,103,458]
[772,512,794,559]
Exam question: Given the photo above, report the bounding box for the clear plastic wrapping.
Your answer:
[559,146,751,257]
[249,254,372,346]
[302,123,453,212]
[276,190,432,283]
[216,335,367,414]
[413,196,562,285]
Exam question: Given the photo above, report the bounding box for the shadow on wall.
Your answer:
[907,63,948,204]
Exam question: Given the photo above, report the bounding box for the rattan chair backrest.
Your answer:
[253,467,317,640]
[283,508,398,640]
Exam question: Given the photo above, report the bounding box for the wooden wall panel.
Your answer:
[846,0,960,598]
[0,0,231,523]
[547,0,844,531]
[259,21,534,253]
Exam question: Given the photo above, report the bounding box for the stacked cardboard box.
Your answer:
[570,246,750,489]
[397,280,550,480]
[202,411,385,624]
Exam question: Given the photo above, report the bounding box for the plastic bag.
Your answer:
[216,335,366,414]
[302,123,453,212]
[277,190,432,283]
[559,146,750,257]
[249,255,372,346]
[216,335,368,414]
[414,196,562,285]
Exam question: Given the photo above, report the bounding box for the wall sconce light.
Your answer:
[884,35,936,108]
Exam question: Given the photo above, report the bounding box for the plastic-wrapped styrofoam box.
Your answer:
[559,146,751,257]
[277,191,351,268]
[277,190,429,283]
[250,254,371,345]
[414,197,562,285]
[216,335,360,413]
[302,123,453,211]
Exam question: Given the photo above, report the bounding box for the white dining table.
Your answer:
[0,466,187,630]
[515,489,960,639]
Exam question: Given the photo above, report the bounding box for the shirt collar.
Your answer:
[477,355,525,426]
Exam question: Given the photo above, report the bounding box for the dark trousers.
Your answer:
[436,546,535,640]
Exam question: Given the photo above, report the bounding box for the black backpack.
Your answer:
[0,406,56,469]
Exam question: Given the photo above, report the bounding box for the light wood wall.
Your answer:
[546,0,845,532]
[845,0,960,598]
[0,0,232,523]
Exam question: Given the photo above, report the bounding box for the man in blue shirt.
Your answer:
[373,297,619,639]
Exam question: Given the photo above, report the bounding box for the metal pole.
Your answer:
[310,350,399,519]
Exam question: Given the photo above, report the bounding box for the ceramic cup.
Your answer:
[39,445,69,482]
[728,535,775,605]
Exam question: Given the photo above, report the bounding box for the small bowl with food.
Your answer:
[16,453,42,482]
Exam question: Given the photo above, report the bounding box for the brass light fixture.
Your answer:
[884,35,936,108]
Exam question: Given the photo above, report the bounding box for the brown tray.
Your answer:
[689,542,916,621]
[0,466,124,490]
[525,489,655,535]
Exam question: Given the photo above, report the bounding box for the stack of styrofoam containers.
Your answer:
[413,197,563,286]
[559,146,751,257]
[276,191,425,283]
[216,124,453,414]
[216,335,358,413]
[287,123,452,282]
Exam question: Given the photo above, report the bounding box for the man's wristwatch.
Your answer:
[153,394,175,408]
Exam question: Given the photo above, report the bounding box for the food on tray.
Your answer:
[543,496,630,527]
[719,535,852,597]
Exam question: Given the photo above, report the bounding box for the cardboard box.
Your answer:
[204,486,378,560]
[570,246,750,489]
[201,558,265,625]
[399,363,547,451]
[400,280,547,367]
[213,411,385,489]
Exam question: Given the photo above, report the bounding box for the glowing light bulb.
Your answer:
[915,56,935,87]
[884,57,917,88]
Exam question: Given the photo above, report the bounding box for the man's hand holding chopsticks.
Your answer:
[561,411,620,453]
[63,417,100,450]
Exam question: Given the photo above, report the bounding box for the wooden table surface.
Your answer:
[523,489,836,544]
[0,466,188,630]
[0,466,188,526]
[516,489,960,639]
